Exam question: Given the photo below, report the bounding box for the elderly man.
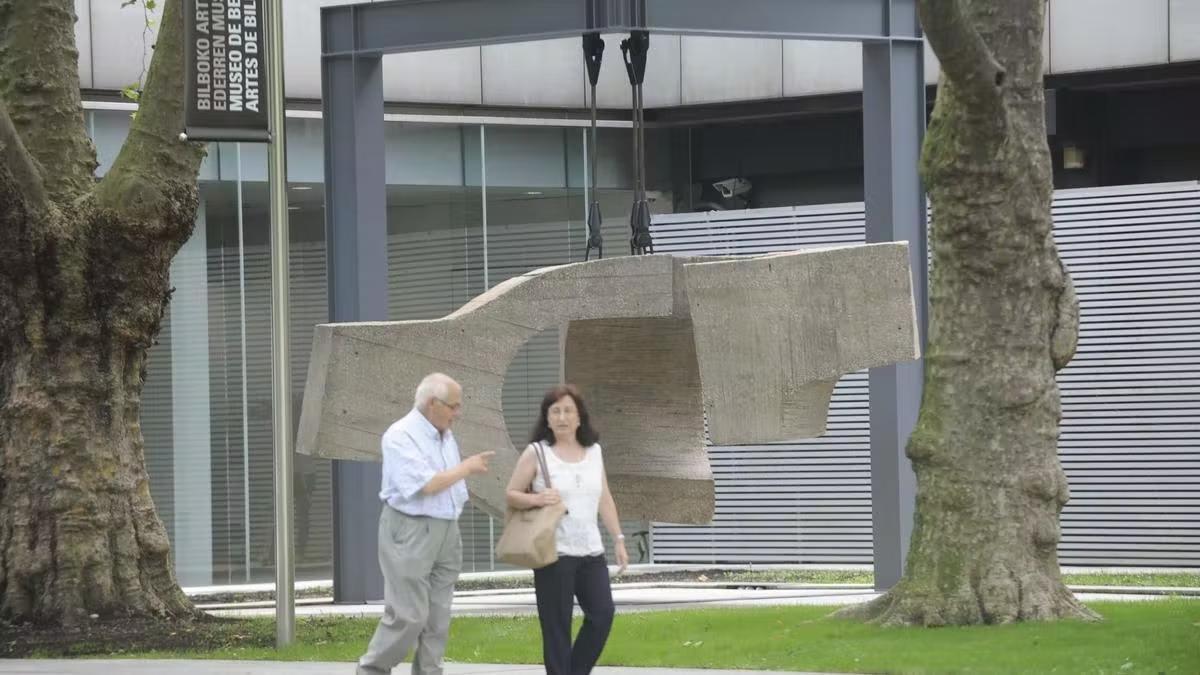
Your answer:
[358,373,494,675]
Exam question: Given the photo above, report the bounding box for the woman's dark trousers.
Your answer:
[533,554,615,675]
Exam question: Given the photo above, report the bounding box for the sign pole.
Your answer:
[264,0,295,649]
[182,0,292,648]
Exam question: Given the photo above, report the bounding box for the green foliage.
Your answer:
[1065,572,1200,589]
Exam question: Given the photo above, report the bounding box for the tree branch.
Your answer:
[0,102,49,215]
[0,101,50,353]
[1050,257,1078,371]
[96,0,205,221]
[918,0,1007,102]
[0,0,98,203]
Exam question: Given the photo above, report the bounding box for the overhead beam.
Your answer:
[322,0,909,57]
[641,0,892,41]
[323,0,589,57]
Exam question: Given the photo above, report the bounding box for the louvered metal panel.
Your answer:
[1053,182,1200,565]
[648,181,1200,568]
[653,201,871,564]
[142,309,176,545]
[203,241,336,583]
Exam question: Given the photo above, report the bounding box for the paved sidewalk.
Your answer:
[0,660,839,674]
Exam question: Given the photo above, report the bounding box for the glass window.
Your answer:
[88,105,660,582]
[91,110,335,585]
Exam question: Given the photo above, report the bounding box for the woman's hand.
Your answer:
[614,539,629,574]
[537,488,561,507]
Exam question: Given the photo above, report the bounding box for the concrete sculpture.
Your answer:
[296,244,920,524]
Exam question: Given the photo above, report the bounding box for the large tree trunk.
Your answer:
[838,0,1098,626]
[0,196,200,625]
[0,0,206,626]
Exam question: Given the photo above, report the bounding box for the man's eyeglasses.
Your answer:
[435,397,462,411]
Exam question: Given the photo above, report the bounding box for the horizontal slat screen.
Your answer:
[651,202,871,563]
[209,241,334,582]
[648,181,1200,568]
[1052,182,1200,566]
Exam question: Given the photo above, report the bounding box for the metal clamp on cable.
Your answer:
[621,31,653,256]
[583,33,605,261]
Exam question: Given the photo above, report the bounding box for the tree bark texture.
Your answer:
[0,0,206,625]
[837,0,1097,626]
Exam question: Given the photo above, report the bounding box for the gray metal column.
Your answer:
[862,7,927,591]
[323,6,388,603]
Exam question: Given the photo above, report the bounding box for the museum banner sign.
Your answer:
[183,0,269,141]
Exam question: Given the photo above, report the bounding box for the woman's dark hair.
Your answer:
[529,384,600,447]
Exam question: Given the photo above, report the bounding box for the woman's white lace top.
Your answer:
[531,443,605,557]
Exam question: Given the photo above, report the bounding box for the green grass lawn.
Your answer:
[1061,572,1200,588]
[706,569,1200,588]
[123,600,1199,674]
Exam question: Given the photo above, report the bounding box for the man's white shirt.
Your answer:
[379,408,468,519]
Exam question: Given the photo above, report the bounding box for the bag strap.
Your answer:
[533,441,553,490]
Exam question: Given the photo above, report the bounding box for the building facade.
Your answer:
[76,0,1200,585]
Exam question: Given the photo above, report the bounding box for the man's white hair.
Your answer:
[414,372,456,410]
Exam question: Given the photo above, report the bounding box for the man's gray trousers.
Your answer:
[358,508,463,675]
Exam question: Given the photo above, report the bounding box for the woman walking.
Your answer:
[505,384,629,675]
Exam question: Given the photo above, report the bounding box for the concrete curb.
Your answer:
[196,582,1200,611]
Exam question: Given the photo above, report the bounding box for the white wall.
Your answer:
[1050,0,1169,72]
[82,0,1196,109]
[89,0,163,91]
[75,0,93,88]
[1170,0,1200,62]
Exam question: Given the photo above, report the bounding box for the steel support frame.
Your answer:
[862,9,926,590]
[323,12,389,602]
[322,0,926,602]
